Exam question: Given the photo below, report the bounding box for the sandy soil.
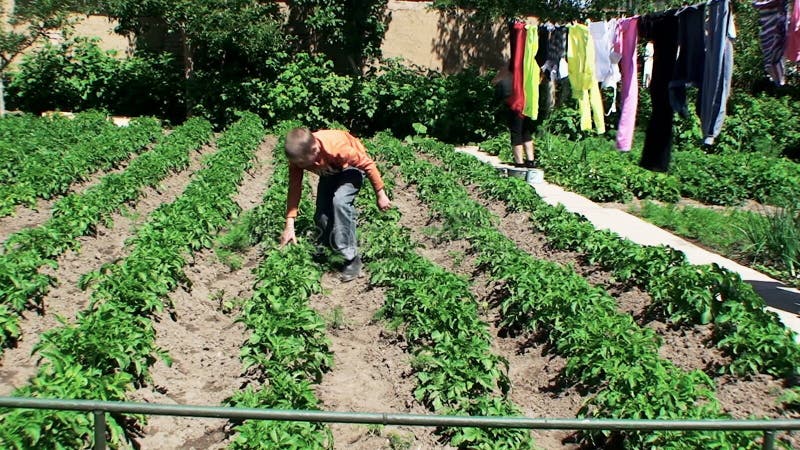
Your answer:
[309,271,451,450]
[445,165,799,449]
[392,177,584,449]
[302,169,452,450]
[128,137,276,450]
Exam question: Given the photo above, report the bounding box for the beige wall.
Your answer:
[3,0,129,66]
[381,1,507,74]
[4,0,507,73]
[72,16,131,56]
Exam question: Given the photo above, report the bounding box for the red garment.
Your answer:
[508,21,527,115]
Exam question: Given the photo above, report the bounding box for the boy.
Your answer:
[280,127,391,282]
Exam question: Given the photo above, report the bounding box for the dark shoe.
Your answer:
[512,162,527,168]
[339,256,363,282]
[524,159,537,168]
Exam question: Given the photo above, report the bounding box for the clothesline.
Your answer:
[504,0,800,172]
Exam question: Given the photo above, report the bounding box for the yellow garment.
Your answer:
[567,24,605,134]
[522,25,540,119]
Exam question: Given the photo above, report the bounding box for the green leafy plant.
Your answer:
[0,112,263,447]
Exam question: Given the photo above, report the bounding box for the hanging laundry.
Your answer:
[670,4,706,118]
[508,20,527,115]
[590,19,622,115]
[523,25,541,119]
[639,10,679,172]
[613,16,640,152]
[537,25,557,116]
[589,20,622,89]
[540,23,569,81]
[784,0,800,61]
[701,0,735,146]
[567,24,605,134]
[642,42,654,88]
[753,0,789,86]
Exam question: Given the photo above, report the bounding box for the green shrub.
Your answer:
[7,37,183,121]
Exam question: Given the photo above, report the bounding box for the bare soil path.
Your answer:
[128,137,276,450]
[305,171,452,450]
[392,176,584,449]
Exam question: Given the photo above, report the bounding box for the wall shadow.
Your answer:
[747,280,800,316]
[431,9,507,74]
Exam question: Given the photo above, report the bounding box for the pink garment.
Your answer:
[612,17,639,152]
[786,0,800,61]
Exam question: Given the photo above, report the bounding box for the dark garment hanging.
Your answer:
[494,77,512,103]
[701,0,735,145]
[508,21,527,115]
[539,24,568,81]
[536,25,556,118]
[536,25,549,67]
[669,4,706,118]
[639,11,680,173]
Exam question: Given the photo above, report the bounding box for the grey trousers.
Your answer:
[314,168,363,261]
[701,0,734,145]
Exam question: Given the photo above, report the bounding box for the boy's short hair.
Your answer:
[285,127,315,162]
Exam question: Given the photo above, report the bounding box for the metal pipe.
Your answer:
[763,430,776,450]
[2,397,800,432]
[93,410,106,450]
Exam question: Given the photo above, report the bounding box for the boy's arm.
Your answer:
[285,164,304,219]
[345,133,390,211]
[344,133,385,193]
[281,165,304,245]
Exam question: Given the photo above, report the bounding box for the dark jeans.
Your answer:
[314,168,363,261]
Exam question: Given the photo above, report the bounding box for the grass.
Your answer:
[632,202,752,255]
[631,201,800,288]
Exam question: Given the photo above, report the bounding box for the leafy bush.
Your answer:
[355,59,500,142]
[7,37,183,121]
[718,93,800,157]
[258,53,355,130]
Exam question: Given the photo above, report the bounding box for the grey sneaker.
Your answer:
[339,256,363,282]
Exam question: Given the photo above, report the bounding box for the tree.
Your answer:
[428,0,687,23]
[284,0,390,74]
[97,0,288,116]
[1,0,89,115]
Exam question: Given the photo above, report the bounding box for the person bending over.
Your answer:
[280,127,391,281]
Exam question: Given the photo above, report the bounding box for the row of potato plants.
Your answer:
[0,112,114,186]
[0,117,213,352]
[0,112,264,449]
[223,121,334,449]
[357,145,536,449]
[439,136,800,380]
[0,116,162,216]
[372,133,762,449]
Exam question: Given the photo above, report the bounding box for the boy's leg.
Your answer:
[330,168,364,262]
[314,176,334,249]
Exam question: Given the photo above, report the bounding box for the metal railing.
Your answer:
[1,396,798,450]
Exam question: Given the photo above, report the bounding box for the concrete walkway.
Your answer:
[455,146,800,339]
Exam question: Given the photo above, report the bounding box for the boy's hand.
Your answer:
[280,220,297,246]
[376,189,391,212]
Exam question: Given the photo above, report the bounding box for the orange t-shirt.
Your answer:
[285,130,384,219]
